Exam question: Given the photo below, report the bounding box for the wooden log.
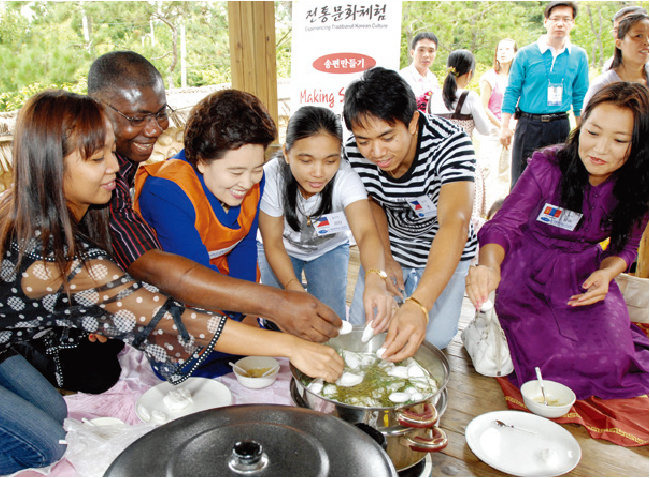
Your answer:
[228,0,279,153]
[635,225,648,278]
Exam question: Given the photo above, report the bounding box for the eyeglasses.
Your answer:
[548,16,574,24]
[103,103,174,127]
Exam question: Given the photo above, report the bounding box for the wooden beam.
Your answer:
[228,1,279,137]
[636,225,648,278]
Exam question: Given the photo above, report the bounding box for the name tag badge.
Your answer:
[313,212,349,236]
[408,196,437,218]
[547,83,563,107]
[536,203,582,231]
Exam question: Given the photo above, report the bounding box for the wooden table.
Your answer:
[345,247,649,477]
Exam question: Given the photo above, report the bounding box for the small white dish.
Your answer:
[136,377,232,425]
[232,356,279,389]
[465,410,581,476]
[521,379,576,418]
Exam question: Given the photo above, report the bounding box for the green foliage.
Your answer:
[0,1,646,111]
[0,0,232,110]
[0,78,87,111]
[401,1,641,93]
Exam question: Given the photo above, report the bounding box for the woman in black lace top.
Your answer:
[0,91,343,474]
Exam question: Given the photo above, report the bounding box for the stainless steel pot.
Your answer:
[105,404,396,476]
[290,328,450,471]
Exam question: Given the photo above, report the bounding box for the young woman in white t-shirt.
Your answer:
[427,49,496,220]
[257,106,394,328]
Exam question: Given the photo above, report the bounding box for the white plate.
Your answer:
[465,410,581,476]
[136,377,232,425]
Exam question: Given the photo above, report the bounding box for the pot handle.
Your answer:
[397,402,438,428]
[400,427,448,453]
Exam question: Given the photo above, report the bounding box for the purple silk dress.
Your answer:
[478,148,649,400]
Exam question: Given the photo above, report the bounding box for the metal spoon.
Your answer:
[494,420,536,434]
[535,366,549,406]
[261,365,280,377]
[229,362,248,375]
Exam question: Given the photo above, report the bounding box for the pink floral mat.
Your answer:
[15,345,294,477]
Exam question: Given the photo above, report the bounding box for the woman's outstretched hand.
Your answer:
[465,264,501,309]
[288,338,344,383]
[568,270,610,306]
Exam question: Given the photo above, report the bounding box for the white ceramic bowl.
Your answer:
[232,356,279,389]
[520,379,576,418]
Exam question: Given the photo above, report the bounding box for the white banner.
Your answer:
[290,1,403,115]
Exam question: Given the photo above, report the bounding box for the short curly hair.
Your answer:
[184,90,277,167]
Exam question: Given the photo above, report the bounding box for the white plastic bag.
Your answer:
[63,417,156,476]
[615,273,649,324]
[461,294,514,377]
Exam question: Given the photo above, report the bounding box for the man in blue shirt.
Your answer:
[500,1,589,188]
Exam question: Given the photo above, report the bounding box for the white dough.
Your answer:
[410,392,424,401]
[343,351,362,369]
[336,371,364,387]
[376,347,386,358]
[322,384,337,396]
[339,321,352,335]
[388,366,409,379]
[389,392,410,403]
[162,387,193,411]
[407,364,425,378]
[361,322,374,342]
[307,379,323,395]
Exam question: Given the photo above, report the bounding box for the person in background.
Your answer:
[584,14,648,106]
[343,67,476,358]
[466,82,648,400]
[0,91,344,474]
[602,5,648,72]
[478,38,518,208]
[428,49,495,222]
[257,106,393,329]
[87,51,343,345]
[399,32,440,112]
[500,1,589,188]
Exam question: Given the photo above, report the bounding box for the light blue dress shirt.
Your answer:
[502,36,589,116]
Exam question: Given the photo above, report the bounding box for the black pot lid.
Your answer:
[105,404,396,477]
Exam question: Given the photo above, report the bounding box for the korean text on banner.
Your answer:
[291,1,402,115]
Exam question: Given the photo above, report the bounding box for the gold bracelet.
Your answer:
[404,296,429,322]
[284,277,301,289]
[365,268,388,281]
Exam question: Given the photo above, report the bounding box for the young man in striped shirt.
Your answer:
[343,67,477,360]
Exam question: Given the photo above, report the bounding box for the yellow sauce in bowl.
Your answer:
[533,396,564,407]
[240,367,272,378]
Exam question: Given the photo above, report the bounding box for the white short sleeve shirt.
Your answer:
[260,157,367,261]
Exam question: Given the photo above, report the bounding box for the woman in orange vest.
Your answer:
[135,90,277,377]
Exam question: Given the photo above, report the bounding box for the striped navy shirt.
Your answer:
[109,153,162,271]
[343,114,478,267]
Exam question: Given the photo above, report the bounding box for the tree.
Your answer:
[0,1,640,111]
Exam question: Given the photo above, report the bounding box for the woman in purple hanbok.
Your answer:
[465,82,648,400]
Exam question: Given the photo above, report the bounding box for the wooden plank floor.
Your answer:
[346,246,649,477]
